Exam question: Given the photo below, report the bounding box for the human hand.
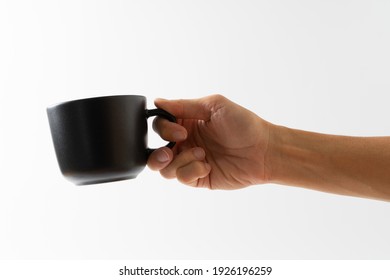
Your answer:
[147,94,272,190]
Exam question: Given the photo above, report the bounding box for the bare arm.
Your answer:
[268,125,390,201]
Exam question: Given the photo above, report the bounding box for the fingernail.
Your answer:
[173,131,187,141]
[193,147,205,160]
[156,149,170,163]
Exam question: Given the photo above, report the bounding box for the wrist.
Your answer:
[263,123,284,184]
[265,124,320,186]
[253,119,278,185]
[266,124,334,190]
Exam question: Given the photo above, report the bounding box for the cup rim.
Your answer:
[47,94,146,109]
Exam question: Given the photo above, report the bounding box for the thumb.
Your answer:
[154,96,215,121]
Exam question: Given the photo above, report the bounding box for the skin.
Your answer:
[147,94,390,202]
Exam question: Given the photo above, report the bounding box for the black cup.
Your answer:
[47,95,176,185]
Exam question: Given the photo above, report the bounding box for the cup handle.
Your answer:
[145,108,177,157]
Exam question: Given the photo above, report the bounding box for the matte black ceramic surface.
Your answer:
[47,95,176,185]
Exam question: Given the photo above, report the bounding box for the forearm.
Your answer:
[266,125,390,201]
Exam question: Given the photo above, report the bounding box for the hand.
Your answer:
[147,94,272,190]
[148,94,390,200]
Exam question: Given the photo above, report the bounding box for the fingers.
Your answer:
[150,95,224,186]
[160,147,205,179]
[152,94,228,144]
[157,147,211,186]
[148,147,211,186]
[147,147,173,171]
[176,161,211,186]
[152,117,187,142]
[154,94,226,121]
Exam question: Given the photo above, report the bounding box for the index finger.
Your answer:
[155,96,214,121]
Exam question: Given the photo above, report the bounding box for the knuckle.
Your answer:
[177,172,197,185]
[210,93,226,102]
[158,148,200,180]
[176,162,204,185]
[159,168,176,180]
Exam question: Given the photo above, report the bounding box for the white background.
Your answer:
[0,0,389,259]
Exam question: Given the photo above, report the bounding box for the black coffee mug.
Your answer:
[47,95,176,185]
